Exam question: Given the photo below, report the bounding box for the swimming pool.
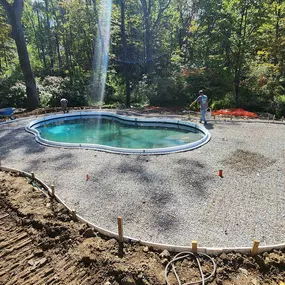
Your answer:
[26,111,211,154]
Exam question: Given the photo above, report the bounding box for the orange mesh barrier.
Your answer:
[212,108,258,118]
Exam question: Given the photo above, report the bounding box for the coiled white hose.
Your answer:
[165,251,216,285]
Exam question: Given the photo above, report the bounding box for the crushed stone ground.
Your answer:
[0,109,285,248]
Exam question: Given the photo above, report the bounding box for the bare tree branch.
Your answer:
[152,0,171,29]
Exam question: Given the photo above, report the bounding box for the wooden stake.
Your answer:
[51,185,55,197]
[71,210,77,221]
[281,116,284,122]
[251,240,259,256]
[31,172,35,180]
[192,240,198,253]
[117,216,123,243]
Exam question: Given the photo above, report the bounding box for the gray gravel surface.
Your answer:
[0,112,285,248]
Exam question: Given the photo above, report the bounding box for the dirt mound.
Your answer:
[0,171,285,284]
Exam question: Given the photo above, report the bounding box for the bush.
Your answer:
[140,73,189,107]
[37,76,65,107]
[0,78,27,108]
[37,76,89,108]
[275,95,285,118]
[210,93,235,110]
[131,75,154,106]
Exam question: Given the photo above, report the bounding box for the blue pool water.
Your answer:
[36,117,204,149]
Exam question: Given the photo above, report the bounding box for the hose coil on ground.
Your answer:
[165,251,216,285]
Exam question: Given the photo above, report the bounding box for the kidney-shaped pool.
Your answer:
[26,111,211,154]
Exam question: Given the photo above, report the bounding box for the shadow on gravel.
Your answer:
[0,125,77,174]
[116,159,166,185]
[24,152,75,173]
[204,123,214,130]
[0,127,46,159]
[157,212,179,232]
[175,158,213,197]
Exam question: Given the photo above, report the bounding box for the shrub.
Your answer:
[275,95,285,118]
[139,73,189,107]
[0,79,27,108]
[37,76,89,108]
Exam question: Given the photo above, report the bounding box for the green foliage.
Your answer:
[237,63,284,113]
[0,79,27,108]
[275,95,285,118]
[131,75,155,106]
[104,70,126,104]
[137,72,190,107]
[0,10,15,75]
[37,76,89,108]
[1,0,284,111]
[211,93,236,110]
[37,76,65,107]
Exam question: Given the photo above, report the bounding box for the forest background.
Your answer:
[0,0,284,117]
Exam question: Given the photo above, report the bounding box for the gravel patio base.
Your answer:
[0,110,284,248]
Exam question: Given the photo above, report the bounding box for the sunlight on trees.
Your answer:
[0,0,284,115]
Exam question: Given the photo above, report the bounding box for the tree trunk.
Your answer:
[44,0,54,74]
[234,4,247,108]
[0,0,39,110]
[50,0,62,73]
[119,0,131,107]
[35,8,47,71]
[140,0,152,75]
[59,7,72,73]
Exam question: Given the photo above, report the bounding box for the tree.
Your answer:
[0,0,38,110]
[119,0,131,107]
[0,7,14,73]
[140,0,172,75]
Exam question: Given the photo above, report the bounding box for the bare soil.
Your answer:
[0,171,285,285]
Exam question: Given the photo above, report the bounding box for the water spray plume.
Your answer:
[91,0,112,108]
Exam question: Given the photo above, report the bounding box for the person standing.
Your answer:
[60,97,68,113]
[189,90,208,124]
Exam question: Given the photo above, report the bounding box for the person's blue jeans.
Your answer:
[200,109,207,123]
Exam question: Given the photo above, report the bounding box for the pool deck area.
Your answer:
[0,110,285,248]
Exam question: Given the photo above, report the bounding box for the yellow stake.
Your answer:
[192,240,198,253]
